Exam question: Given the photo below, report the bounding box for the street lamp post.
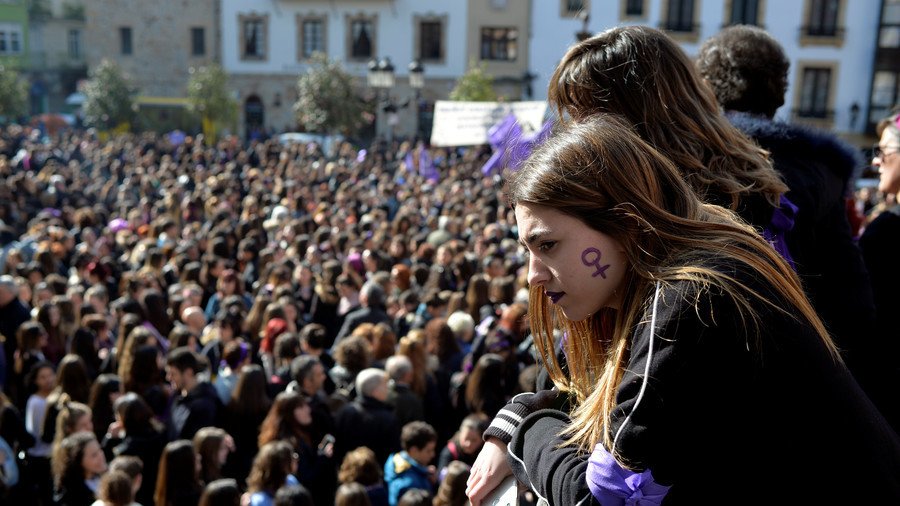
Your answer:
[367,57,425,140]
[409,59,425,138]
[367,57,396,139]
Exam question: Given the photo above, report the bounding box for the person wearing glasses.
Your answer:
[859,111,900,430]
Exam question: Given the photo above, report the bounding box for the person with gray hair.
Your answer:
[332,280,393,349]
[698,24,885,430]
[334,367,400,466]
[386,355,425,427]
[0,274,30,388]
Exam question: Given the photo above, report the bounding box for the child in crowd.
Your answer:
[384,421,437,506]
[437,414,487,476]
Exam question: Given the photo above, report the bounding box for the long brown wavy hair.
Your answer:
[548,25,786,211]
[508,115,834,454]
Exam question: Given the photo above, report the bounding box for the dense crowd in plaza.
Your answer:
[0,119,539,506]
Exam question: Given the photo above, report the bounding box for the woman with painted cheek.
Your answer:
[859,112,900,430]
[465,116,900,505]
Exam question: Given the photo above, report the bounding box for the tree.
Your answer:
[0,66,28,120]
[449,62,497,102]
[187,64,238,141]
[83,59,136,131]
[294,52,368,135]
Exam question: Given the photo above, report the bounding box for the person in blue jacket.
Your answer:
[384,421,437,506]
[466,115,900,505]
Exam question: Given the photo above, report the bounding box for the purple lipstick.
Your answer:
[546,291,565,304]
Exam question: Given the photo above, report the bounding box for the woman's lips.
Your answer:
[545,291,565,303]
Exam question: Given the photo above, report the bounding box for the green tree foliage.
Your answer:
[295,52,368,135]
[0,66,28,120]
[187,63,238,136]
[83,59,136,130]
[449,62,497,102]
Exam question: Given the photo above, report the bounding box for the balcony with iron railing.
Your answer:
[792,107,835,127]
[798,25,846,46]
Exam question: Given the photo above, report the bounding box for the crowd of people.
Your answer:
[0,78,539,505]
[0,24,898,506]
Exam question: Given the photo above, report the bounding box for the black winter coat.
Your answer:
[727,113,887,417]
[507,261,900,505]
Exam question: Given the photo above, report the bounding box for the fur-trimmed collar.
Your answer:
[726,111,861,182]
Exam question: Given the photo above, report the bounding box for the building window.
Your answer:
[120,27,132,55]
[0,24,21,55]
[562,0,588,17]
[625,0,645,16]
[729,0,759,25]
[239,15,268,60]
[879,0,900,48]
[347,16,375,60]
[68,29,80,59]
[805,0,840,36]
[870,71,900,123]
[191,27,205,56]
[299,17,326,59]
[419,21,442,61]
[797,67,832,118]
[664,0,696,32]
[480,27,518,61]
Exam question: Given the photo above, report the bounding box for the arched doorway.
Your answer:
[244,95,265,141]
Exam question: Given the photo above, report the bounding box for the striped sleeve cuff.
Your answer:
[484,398,531,444]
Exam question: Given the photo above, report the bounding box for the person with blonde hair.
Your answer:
[466,116,900,504]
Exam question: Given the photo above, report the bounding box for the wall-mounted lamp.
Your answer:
[849,102,860,130]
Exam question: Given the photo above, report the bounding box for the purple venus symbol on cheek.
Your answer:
[581,247,611,279]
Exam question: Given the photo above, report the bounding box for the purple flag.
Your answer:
[356,149,367,163]
[419,149,439,182]
[481,114,522,176]
[506,119,554,172]
[404,151,415,173]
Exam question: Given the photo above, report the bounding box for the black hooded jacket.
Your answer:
[726,113,888,411]
[167,381,221,440]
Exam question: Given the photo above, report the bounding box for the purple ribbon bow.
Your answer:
[761,195,798,270]
[587,444,670,506]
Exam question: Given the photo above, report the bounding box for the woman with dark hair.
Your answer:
[463,354,506,420]
[12,321,48,408]
[193,427,235,485]
[198,478,241,506]
[125,344,168,417]
[88,374,121,442]
[154,440,202,506]
[36,300,65,365]
[222,364,269,482]
[103,392,166,506]
[466,116,900,504]
[140,289,173,343]
[52,431,107,506]
[117,327,157,390]
[258,391,332,504]
[246,441,298,506]
[70,328,101,380]
[42,354,91,444]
